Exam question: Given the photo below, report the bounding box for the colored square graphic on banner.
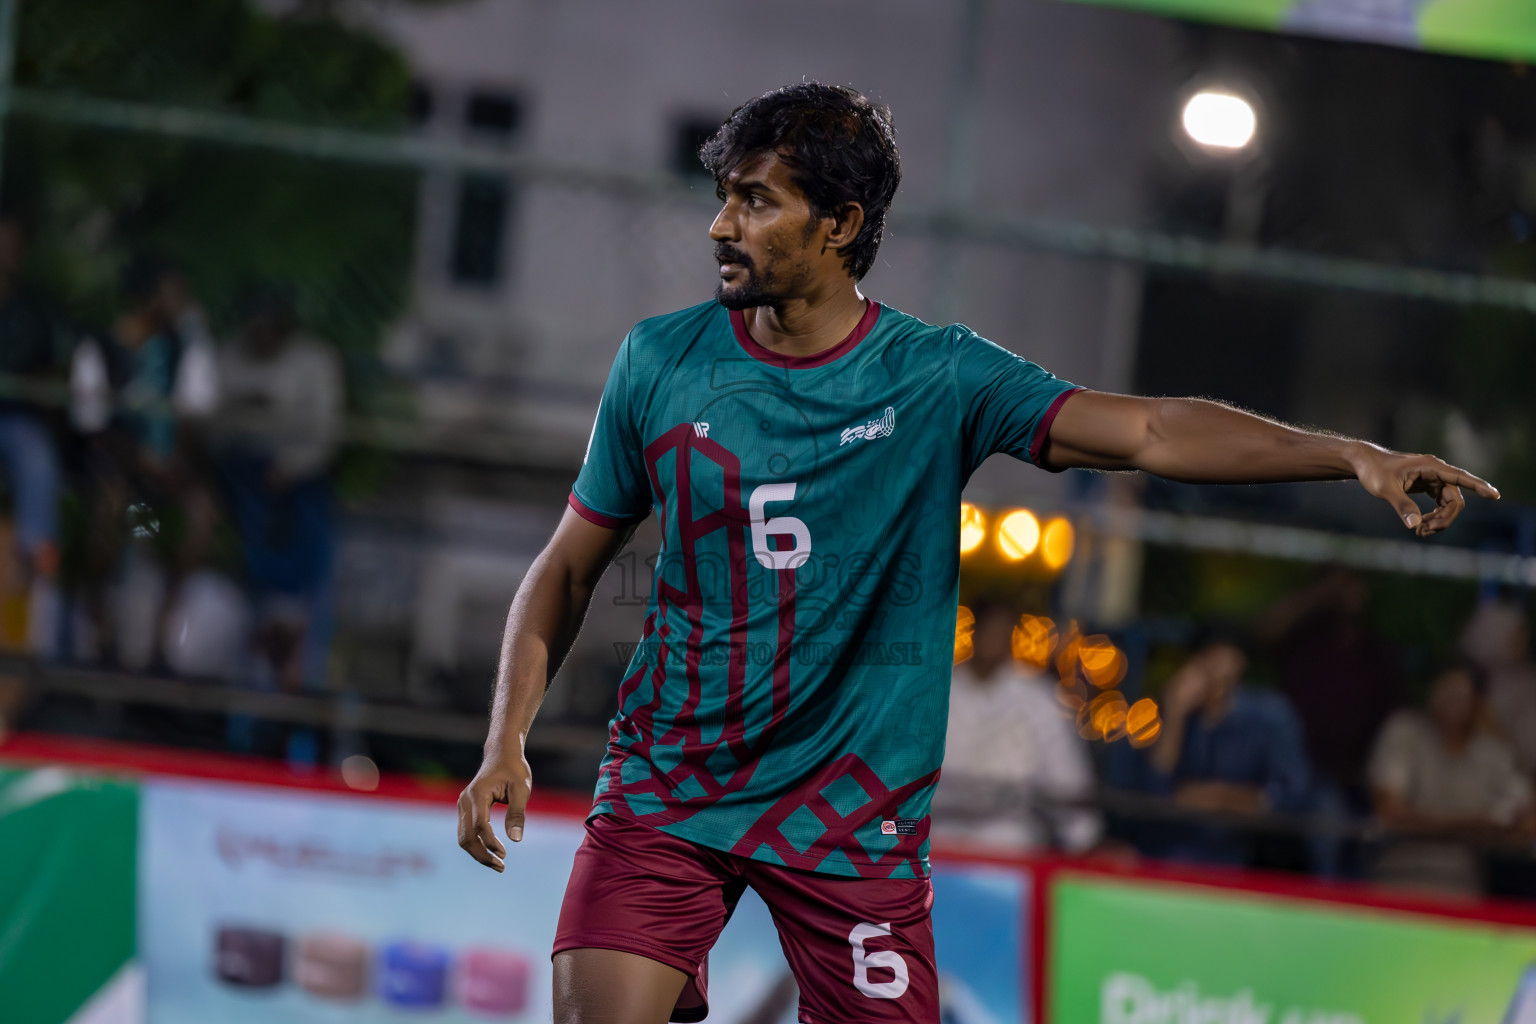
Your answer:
[139,779,584,1024]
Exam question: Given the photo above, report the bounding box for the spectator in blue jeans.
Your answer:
[1134,627,1313,866]
[215,290,344,698]
[0,212,64,658]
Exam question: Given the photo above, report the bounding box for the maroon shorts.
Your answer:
[553,814,939,1024]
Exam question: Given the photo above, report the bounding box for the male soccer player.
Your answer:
[457,83,1496,1023]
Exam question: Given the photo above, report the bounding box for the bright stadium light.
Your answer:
[996,509,1041,561]
[959,502,987,555]
[1182,91,1256,151]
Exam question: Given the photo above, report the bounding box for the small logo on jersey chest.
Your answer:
[692,421,710,438]
[840,406,896,446]
[880,818,919,836]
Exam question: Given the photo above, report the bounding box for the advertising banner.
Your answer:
[1060,0,1536,66]
[0,766,139,1024]
[1050,874,1536,1024]
[139,778,1029,1024]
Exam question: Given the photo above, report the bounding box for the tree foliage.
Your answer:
[9,0,423,364]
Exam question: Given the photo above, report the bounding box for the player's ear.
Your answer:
[824,202,865,256]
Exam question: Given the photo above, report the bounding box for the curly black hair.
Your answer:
[700,83,901,281]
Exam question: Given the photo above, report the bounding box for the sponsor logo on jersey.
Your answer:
[692,421,710,438]
[880,818,919,836]
[840,406,896,446]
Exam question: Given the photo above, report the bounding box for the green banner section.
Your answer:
[1051,875,1536,1023]
[0,768,137,1024]
[1060,0,1536,65]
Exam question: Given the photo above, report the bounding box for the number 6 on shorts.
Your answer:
[849,922,910,999]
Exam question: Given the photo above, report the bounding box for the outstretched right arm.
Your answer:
[456,507,631,871]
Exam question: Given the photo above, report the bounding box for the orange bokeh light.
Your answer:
[1041,516,1075,572]
[1011,614,1058,669]
[1129,720,1163,748]
[959,503,987,555]
[1054,625,1127,690]
[1127,697,1159,733]
[1077,635,1128,689]
[1055,626,1081,680]
[1128,697,1162,748]
[1076,702,1098,740]
[954,604,975,664]
[1089,691,1129,742]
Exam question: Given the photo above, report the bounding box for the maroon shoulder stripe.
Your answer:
[568,492,645,529]
[1028,386,1087,466]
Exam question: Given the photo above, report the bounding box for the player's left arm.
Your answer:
[1041,391,1499,537]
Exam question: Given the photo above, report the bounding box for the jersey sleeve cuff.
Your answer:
[1028,386,1087,470]
[568,492,647,529]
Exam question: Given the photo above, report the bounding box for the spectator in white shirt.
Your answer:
[215,290,344,693]
[1369,659,1535,895]
[933,600,1101,854]
[1458,599,1536,780]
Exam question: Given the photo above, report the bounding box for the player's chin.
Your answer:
[714,278,762,311]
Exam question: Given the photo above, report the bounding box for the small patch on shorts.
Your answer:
[880,819,920,836]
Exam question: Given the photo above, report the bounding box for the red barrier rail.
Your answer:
[0,730,593,817]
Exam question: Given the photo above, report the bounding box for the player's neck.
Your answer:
[744,285,867,360]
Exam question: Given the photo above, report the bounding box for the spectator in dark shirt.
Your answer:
[1255,569,1403,798]
[70,256,195,667]
[1141,627,1312,865]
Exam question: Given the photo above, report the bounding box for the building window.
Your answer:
[671,114,724,180]
[448,89,522,288]
[408,81,434,126]
[465,91,521,139]
[451,175,510,286]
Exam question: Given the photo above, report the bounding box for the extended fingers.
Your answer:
[1411,460,1499,501]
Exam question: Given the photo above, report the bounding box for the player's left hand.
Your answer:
[1352,448,1499,537]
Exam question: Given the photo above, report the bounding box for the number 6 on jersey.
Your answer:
[849,922,910,999]
[750,482,812,570]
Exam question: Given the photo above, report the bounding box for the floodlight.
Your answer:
[1182,91,1256,151]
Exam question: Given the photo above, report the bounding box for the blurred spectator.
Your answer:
[1140,627,1312,865]
[1459,599,1536,779]
[0,212,64,658]
[1255,569,1403,799]
[215,290,344,691]
[1368,659,1535,896]
[160,269,221,422]
[69,256,212,667]
[932,601,1101,854]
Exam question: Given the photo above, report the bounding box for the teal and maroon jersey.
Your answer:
[570,299,1080,878]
